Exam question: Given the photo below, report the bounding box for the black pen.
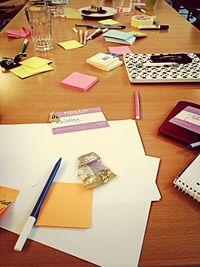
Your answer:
[135,6,146,13]
[75,24,126,29]
[138,25,169,30]
[87,28,108,40]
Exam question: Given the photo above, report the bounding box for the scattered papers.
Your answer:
[50,107,109,134]
[6,27,31,38]
[98,19,119,25]
[87,52,123,71]
[108,46,132,56]
[0,120,160,267]
[58,40,83,50]
[103,30,136,45]
[0,186,20,216]
[10,56,53,79]
[36,182,92,228]
[63,7,83,19]
[61,72,98,92]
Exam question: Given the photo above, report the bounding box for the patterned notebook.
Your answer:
[123,53,200,83]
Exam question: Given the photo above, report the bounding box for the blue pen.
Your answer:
[187,141,200,149]
[14,157,62,251]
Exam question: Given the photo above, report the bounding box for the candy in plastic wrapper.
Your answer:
[77,152,116,188]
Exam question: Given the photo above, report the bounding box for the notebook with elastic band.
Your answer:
[159,101,200,148]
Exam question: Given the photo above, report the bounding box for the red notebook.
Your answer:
[159,101,200,148]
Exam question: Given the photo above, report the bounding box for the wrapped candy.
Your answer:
[77,152,116,188]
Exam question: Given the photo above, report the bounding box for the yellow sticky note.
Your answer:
[64,7,83,19]
[36,182,92,228]
[129,31,147,37]
[98,19,119,25]
[10,64,53,79]
[58,40,83,50]
[20,56,52,69]
[0,186,20,215]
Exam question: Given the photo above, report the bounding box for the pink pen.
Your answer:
[134,91,140,120]
[83,30,88,45]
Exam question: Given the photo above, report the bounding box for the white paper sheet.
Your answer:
[0,120,160,267]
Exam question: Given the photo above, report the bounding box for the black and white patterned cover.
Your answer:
[123,53,200,83]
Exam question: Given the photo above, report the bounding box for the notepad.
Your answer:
[58,40,83,50]
[173,154,200,202]
[61,72,98,92]
[36,182,93,228]
[98,19,119,25]
[108,46,132,56]
[9,56,53,78]
[64,7,83,19]
[103,30,136,45]
[86,52,123,71]
[159,101,200,146]
[0,186,20,215]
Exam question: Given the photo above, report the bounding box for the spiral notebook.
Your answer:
[173,154,200,202]
[123,53,200,83]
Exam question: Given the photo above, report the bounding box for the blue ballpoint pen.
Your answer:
[14,157,62,251]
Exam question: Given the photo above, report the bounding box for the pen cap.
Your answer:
[160,25,169,30]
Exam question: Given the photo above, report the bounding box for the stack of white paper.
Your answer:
[0,120,160,267]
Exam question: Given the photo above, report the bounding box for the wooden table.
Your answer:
[0,1,200,266]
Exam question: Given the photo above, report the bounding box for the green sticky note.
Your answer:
[58,40,83,50]
[98,19,119,25]
[64,7,83,19]
[129,31,147,37]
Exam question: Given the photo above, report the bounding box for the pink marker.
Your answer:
[134,91,140,120]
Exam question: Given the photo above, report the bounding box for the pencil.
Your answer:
[72,27,78,34]
[134,91,140,120]
[79,29,83,44]
[83,30,88,45]
[14,157,62,252]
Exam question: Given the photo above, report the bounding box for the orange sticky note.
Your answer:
[0,186,20,216]
[36,182,92,228]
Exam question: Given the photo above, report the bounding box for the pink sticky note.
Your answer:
[6,27,31,38]
[132,2,145,6]
[61,72,98,92]
[108,46,132,56]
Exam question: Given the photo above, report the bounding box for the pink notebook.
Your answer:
[61,72,98,92]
